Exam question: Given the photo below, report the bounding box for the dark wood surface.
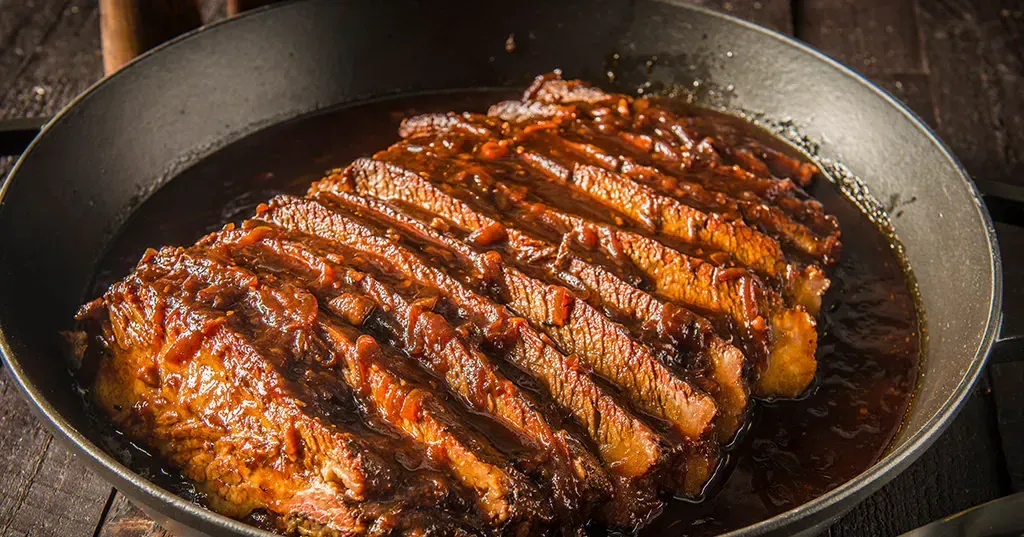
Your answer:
[0,1,1020,535]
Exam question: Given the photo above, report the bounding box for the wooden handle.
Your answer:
[100,0,202,75]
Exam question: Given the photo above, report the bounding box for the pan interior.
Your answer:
[82,90,922,536]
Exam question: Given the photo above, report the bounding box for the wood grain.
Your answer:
[0,0,101,180]
[95,493,174,537]
[0,369,113,537]
[794,0,938,127]
[0,4,112,536]
[795,0,1016,534]
[0,0,101,123]
[795,0,925,74]
[871,73,938,127]
[917,0,1024,188]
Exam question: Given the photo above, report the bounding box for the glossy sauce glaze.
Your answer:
[87,91,921,535]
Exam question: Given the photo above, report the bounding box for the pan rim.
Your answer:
[0,0,1003,535]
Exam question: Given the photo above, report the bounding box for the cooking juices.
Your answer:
[87,91,921,535]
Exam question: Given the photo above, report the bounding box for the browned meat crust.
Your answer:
[79,72,840,536]
[331,157,749,439]
[205,225,611,525]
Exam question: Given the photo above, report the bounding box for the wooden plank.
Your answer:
[0,0,97,168]
[0,3,118,536]
[917,0,1024,188]
[685,0,794,34]
[0,0,77,98]
[795,0,925,75]
[199,0,228,23]
[0,2,231,535]
[0,0,101,178]
[0,369,113,537]
[95,493,173,537]
[0,3,108,528]
[794,0,936,126]
[830,382,1009,536]
[0,0,102,122]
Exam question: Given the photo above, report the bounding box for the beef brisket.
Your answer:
[79,73,840,536]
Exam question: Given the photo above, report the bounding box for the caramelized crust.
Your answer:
[80,72,839,535]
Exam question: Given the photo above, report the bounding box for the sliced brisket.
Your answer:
[331,157,749,438]
[205,225,611,523]
[81,73,841,536]
[375,141,817,398]
[254,196,673,526]
[397,108,830,314]
[308,187,719,445]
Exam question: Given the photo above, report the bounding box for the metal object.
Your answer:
[0,117,46,156]
[0,1,1015,535]
[899,493,1024,537]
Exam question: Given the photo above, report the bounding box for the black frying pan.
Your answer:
[0,1,1016,536]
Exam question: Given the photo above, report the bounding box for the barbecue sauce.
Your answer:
[88,90,921,536]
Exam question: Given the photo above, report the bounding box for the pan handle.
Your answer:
[976,179,1024,230]
[974,179,1024,364]
[991,322,1023,365]
[0,118,45,158]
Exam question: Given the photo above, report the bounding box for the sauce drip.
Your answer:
[88,91,921,535]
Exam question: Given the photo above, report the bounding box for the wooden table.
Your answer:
[0,1,1020,535]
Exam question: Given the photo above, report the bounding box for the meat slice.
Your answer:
[522,72,611,105]
[331,157,749,438]
[317,317,547,529]
[204,225,612,523]
[254,196,672,526]
[537,153,823,311]
[576,126,839,260]
[308,186,719,445]
[86,247,481,535]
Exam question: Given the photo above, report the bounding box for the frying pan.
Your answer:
[0,1,1015,535]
